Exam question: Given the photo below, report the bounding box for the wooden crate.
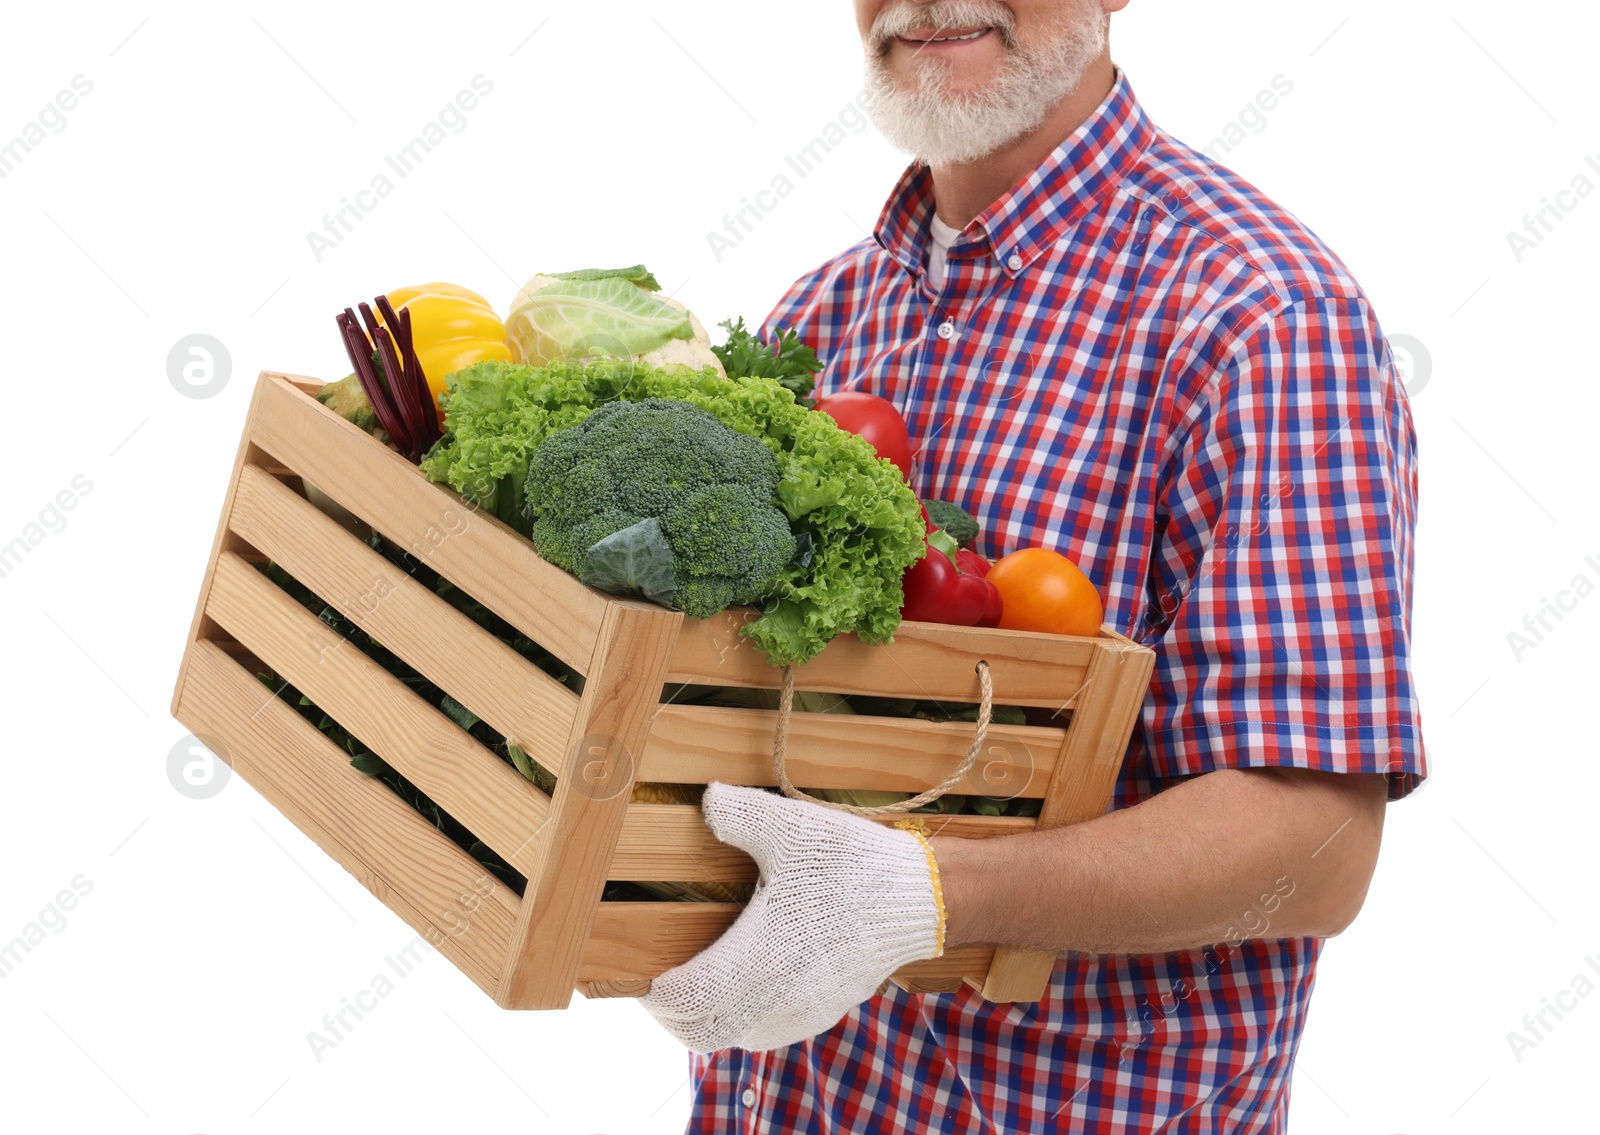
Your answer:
[170,371,1156,1010]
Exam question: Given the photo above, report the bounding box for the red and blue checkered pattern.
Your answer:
[686,67,1426,1133]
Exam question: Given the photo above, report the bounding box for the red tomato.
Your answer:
[812,392,914,479]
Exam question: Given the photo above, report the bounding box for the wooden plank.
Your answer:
[665,612,1102,708]
[609,804,1037,882]
[612,804,757,881]
[172,372,283,717]
[898,812,1041,841]
[575,978,655,999]
[575,903,992,998]
[578,902,739,983]
[1024,640,1156,827]
[642,704,1059,797]
[173,639,518,995]
[249,372,609,675]
[1100,625,1143,649]
[979,637,1156,1002]
[892,946,997,994]
[229,462,580,766]
[206,550,552,878]
[497,602,683,1009]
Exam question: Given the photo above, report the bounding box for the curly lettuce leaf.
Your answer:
[418,358,632,531]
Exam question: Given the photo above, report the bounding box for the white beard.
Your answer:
[863,0,1108,166]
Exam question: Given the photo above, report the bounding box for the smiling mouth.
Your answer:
[898,27,994,46]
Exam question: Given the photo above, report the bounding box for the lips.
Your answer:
[897,26,993,46]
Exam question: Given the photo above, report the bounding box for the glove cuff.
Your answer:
[893,819,947,958]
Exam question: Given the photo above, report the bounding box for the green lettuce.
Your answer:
[417,358,621,529]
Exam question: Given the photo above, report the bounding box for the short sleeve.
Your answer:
[1138,296,1427,801]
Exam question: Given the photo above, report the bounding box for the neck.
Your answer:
[929,56,1118,230]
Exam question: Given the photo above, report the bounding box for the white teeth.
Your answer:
[926,29,987,42]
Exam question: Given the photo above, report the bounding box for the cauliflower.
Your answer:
[507,272,725,374]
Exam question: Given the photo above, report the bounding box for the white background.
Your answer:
[1,1,1595,1131]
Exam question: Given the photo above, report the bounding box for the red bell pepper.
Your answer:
[956,548,991,577]
[902,520,1002,627]
[976,577,1003,627]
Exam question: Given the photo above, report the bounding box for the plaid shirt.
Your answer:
[686,67,1426,1133]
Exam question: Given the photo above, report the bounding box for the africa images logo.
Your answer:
[305,75,494,262]
[1505,151,1600,262]
[0,75,93,180]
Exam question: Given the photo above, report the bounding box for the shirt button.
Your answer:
[937,319,955,340]
[741,1088,757,1107]
[1006,252,1023,270]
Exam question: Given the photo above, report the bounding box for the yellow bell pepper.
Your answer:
[380,283,512,424]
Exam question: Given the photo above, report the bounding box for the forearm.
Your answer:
[929,767,1388,955]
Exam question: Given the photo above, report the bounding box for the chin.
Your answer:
[893,62,1004,104]
[924,73,1005,101]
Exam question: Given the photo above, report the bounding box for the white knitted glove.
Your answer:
[637,781,946,1053]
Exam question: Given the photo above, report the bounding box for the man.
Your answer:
[640,1,1426,1130]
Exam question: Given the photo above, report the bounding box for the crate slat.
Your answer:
[579,902,739,982]
[176,640,518,995]
[643,704,1059,797]
[891,948,1000,995]
[206,550,552,878]
[172,374,284,717]
[575,903,995,998]
[498,602,683,1009]
[979,637,1157,1001]
[612,804,757,881]
[609,805,1038,882]
[665,610,1102,708]
[229,462,581,764]
[249,373,608,675]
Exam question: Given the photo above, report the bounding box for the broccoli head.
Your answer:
[524,398,797,618]
[669,575,740,620]
[662,483,795,580]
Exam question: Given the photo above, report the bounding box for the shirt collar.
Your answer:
[873,67,1154,281]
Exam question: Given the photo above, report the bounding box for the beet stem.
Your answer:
[338,310,412,454]
[396,308,440,449]
[373,325,423,460]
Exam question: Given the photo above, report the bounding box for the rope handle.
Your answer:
[772,660,993,816]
